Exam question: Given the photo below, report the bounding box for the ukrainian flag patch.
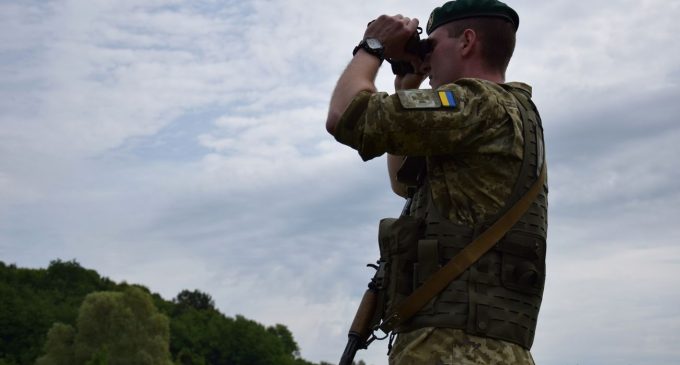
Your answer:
[438,90,456,107]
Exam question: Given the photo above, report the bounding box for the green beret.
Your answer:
[426,0,519,35]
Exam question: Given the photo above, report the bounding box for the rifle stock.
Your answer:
[339,288,377,365]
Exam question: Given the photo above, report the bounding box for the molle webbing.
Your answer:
[391,87,547,350]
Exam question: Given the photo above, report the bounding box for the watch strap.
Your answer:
[353,39,384,62]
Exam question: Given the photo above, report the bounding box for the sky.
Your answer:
[1,0,679,364]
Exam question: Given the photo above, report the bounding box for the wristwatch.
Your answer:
[353,38,385,62]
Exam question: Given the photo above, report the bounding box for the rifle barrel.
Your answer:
[339,335,361,365]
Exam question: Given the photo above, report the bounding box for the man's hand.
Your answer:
[364,15,419,60]
[326,14,421,135]
[364,15,427,91]
[394,67,427,91]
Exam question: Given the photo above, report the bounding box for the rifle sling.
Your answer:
[379,164,546,333]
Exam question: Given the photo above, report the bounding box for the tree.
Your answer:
[36,287,172,365]
[34,323,76,365]
[173,290,215,311]
[266,324,300,358]
[2,262,323,365]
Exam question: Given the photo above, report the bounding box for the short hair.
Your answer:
[444,17,516,74]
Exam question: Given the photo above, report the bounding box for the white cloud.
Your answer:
[550,127,680,210]
[535,245,680,364]
[512,0,680,117]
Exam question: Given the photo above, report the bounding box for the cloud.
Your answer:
[536,245,680,364]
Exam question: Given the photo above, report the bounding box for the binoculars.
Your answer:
[388,27,432,76]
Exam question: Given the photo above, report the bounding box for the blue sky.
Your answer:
[1,0,679,364]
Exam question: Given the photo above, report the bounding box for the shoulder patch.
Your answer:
[397,89,456,109]
[397,89,441,109]
[437,90,456,107]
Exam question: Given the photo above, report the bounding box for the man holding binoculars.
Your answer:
[327,1,547,364]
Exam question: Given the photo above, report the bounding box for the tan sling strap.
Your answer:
[378,163,547,333]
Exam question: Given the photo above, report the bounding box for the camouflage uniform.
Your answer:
[334,78,538,364]
[389,328,535,365]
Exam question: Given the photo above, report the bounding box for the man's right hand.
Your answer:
[364,15,420,61]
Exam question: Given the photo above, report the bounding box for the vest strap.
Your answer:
[378,164,547,333]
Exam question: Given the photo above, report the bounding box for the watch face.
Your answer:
[366,38,383,51]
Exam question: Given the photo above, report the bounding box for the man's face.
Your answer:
[421,26,463,88]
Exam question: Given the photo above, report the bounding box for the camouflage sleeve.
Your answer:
[333,79,513,161]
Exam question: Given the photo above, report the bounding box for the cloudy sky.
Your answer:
[1,0,679,364]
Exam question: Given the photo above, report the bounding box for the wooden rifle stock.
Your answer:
[339,287,378,365]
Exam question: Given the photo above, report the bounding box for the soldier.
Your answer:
[327,0,547,364]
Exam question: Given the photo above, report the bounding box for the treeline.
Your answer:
[0,260,355,365]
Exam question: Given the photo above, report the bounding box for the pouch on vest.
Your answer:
[498,231,546,295]
[377,216,422,318]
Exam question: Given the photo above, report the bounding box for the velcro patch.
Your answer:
[397,89,456,109]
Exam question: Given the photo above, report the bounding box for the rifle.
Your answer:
[338,259,387,365]
[339,194,414,365]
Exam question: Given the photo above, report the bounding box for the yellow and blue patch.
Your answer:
[396,89,458,109]
[438,90,456,107]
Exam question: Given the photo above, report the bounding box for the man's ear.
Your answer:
[460,28,477,57]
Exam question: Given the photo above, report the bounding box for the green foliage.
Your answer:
[34,323,75,365]
[36,287,172,365]
[76,288,172,364]
[0,260,116,364]
[169,309,301,365]
[1,260,326,365]
[267,323,300,358]
[173,290,215,311]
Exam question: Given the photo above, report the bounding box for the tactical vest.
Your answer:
[379,85,547,350]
